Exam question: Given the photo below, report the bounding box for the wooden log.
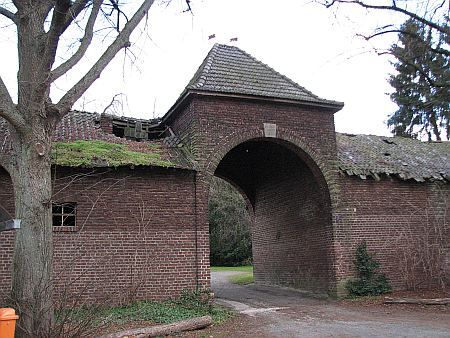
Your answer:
[384,297,450,305]
[99,315,213,338]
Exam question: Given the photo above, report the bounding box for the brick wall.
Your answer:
[169,95,339,294]
[2,94,446,304]
[249,142,333,294]
[334,175,449,295]
[0,166,198,305]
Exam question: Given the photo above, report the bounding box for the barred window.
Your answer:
[52,202,76,227]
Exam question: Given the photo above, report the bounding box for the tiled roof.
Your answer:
[0,112,193,170]
[337,133,450,182]
[184,44,343,108]
[1,113,448,182]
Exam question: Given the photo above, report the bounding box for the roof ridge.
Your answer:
[188,44,220,89]
[223,44,321,100]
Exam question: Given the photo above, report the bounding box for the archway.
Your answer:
[211,138,334,294]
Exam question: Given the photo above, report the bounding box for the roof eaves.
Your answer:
[187,89,344,112]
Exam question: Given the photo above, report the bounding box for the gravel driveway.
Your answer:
[191,270,450,338]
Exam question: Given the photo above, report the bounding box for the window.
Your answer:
[52,202,76,227]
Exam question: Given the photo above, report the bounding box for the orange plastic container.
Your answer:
[0,308,19,338]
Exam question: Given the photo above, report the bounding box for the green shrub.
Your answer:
[346,241,392,297]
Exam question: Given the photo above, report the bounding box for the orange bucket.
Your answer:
[0,308,19,338]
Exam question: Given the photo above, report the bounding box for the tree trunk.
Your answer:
[10,136,54,338]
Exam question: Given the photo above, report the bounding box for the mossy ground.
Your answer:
[52,140,174,167]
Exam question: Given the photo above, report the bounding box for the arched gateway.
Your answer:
[1,45,448,304]
[162,44,343,295]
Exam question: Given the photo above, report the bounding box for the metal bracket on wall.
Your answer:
[0,219,21,232]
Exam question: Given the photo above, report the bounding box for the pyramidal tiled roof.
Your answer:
[183,44,343,108]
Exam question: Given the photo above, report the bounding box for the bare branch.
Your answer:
[0,6,17,24]
[102,93,125,115]
[357,29,450,57]
[322,0,449,35]
[61,0,90,35]
[51,0,103,81]
[56,0,155,115]
[0,76,26,133]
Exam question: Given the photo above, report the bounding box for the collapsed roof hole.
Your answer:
[383,139,396,145]
[111,118,164,141]
[112,125,125,138]
[384,152,391,156]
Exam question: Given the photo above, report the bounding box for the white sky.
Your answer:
[1,0,413,136]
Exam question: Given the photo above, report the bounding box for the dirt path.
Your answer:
[186,271,450,337]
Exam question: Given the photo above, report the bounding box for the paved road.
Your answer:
[208,271,450,338]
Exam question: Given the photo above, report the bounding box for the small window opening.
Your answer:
[52,202,76,227]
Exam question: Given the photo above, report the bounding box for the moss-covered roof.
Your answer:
[52,140,175,168]
[0,111,193,170]
[1,110,448,182]
[337,133,450,182]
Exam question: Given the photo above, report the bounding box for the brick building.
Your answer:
[1,44,449,303]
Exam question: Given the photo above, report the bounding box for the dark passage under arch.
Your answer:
[214,139,333,294]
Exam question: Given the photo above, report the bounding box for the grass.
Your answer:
[55,291,233,336]
[211,266,253,273]
[229,273,254,285]
[97,296,232,325]
[211,266,254,285]
[52,140,174,168]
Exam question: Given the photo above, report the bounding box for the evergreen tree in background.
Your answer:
[388,19,449,141]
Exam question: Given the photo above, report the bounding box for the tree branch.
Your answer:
[322,0,449,35]
[357,29,450,57]
[43,0,72,75]
[56,0,155,115]
[61,0,91,35]
[0,76,26,134]
[0,6,17,24]
[51,0,103,81]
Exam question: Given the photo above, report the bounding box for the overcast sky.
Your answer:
[1,0,412,136]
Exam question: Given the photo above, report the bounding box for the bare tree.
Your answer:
[0,1,157,336]
[318,0,449,57]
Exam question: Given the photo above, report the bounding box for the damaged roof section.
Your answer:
[0,111,193,170]
[1,112,448,181]
[337,133,450,182]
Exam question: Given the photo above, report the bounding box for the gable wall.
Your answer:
[0,166,198,305]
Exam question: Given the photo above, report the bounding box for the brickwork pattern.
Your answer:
[170,95,339,294]
[0,167,197,304]
[334,176,449,295]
